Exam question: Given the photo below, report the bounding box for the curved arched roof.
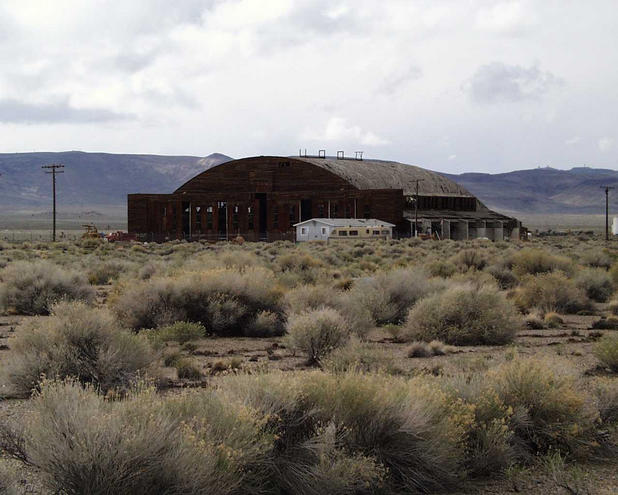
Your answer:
[294,156,473,197]
[174,155,473,197]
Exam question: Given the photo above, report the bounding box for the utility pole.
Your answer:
[601,186,615,241]
[413,179,424,237]
[42,164,64,242]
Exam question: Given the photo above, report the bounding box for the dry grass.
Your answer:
[407,340,455,358]
[149,321,206,344]
[321,337,397,373]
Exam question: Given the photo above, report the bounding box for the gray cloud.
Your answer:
[464,62,563,104]
[0,98,134,123]
[378,65,423,95]
[0,1,616,172]
[114,52,160,73]
[246,1,371,53]
[138,87,200,109]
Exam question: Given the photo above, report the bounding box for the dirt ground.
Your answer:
[0,295,617,494]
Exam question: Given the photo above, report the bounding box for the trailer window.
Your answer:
[373,230,380,235]
[338,230,347,236]
[349,230,358,236]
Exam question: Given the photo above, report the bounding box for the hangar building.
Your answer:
[128,155,520,242]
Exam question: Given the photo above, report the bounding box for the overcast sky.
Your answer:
[0,0,616,173]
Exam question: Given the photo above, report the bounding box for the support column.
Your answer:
[441,219,451,240]
[476,220,487,239]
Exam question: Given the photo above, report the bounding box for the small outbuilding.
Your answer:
[294,218,395,242]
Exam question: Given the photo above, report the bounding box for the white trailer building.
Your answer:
[294,218,395,242]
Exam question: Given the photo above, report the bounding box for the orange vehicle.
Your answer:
[81,224,100,239]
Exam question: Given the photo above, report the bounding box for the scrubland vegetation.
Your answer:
[0,234,617,493]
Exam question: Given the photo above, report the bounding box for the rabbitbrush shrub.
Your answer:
[1,362,613,494]
[485,358,598,459]
[580,249,612,269]
[0,301,156,396]
[449,248,489,271]
[86,259,134,285]
[574,267,614,302]
[445,357,603,473]
[321,336,396,373]
[284,284,374,339]
[222,371,467,493]
[283,284,341,315]
[0,260,94,315]
[513,272,589,314]
[510,248,573,276]
[283,307,350,364]
[0,379,272,495]
[345,267,445,326]
[404,284,520,345]
[112,267,284,336]
[594,334,618,372]
[151,321,206,344]
[591,377,618,424]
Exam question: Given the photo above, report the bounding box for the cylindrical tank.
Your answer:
[612,217,618,236]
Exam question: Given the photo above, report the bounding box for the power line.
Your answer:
[601,185,615,241]
[42,164,64,242]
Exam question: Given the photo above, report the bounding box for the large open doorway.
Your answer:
[300,198,312,222]
[217,201,227,240]
[182,202,190,239]
[256,193,267,241]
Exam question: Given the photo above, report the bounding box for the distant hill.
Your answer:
[0,151,232,209]
[27,210,106,219]
[2,152,616,215]
[442,167,618,214]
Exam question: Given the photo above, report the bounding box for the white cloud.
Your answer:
[0,0,617,173]
[204,0,291,30]
[475,1,536,35]
[448,154,457,160]
[565,136,580,145]
[302,117,389,147]
[599,137,614,152]
[324,4,349,20]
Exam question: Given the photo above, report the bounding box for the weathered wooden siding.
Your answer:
[129,157,412,241]
[175,156,356,194]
